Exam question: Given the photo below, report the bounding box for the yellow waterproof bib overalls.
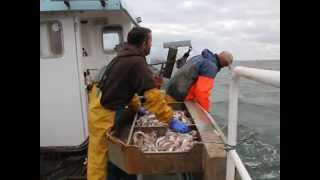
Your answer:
[87,84,172,180]
[87,85,142,180]
[87,85,115,180]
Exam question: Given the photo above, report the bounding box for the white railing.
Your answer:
[226,66,280,180]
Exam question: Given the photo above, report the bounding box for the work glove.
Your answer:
[169,117,190,133]
[137,107,148,116]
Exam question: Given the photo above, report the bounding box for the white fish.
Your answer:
[132,130,197,152]
[136,111,193,127]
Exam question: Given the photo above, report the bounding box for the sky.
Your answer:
[123,0,280,61]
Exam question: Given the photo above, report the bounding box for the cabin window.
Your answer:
[40,21,64,58]
[102,26,123,53]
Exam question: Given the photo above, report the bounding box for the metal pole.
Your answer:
[226,73,240,180]
[225,66,279,180]
[230,151,252,180]
[233,66,280,88]
[163,47,178,78]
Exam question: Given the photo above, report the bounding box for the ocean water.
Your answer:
[210,60,280,180]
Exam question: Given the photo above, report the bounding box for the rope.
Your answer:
[201,133,255,152]
[224,144,237,152]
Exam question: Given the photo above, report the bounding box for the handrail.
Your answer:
[233,66,280,88]
[226,66,280,180]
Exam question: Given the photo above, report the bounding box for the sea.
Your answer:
[211,60,280,180]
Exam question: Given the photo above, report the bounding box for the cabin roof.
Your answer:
[40,0,139,25]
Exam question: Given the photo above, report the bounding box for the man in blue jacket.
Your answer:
[166,49,233,111]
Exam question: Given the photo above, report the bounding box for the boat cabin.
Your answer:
[40,0,140,147]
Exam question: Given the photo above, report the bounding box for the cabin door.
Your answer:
[40,16,87,147]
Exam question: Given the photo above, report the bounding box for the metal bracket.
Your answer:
[64,0,70,9]
[100,0,106,8]
[224,144,237,152]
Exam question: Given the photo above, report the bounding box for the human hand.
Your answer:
[153,75,163,89]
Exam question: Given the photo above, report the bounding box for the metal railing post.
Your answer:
[225,66,279,180]
[226,72,240,180]
[230,151,252,179]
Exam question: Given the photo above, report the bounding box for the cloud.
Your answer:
[123,0,280,60]
[180,1,193,8]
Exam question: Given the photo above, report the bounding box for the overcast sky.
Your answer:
[123,0,280,61]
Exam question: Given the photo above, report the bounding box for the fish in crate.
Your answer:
[132,129,198,152]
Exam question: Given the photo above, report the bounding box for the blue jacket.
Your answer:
[166,49,221,101]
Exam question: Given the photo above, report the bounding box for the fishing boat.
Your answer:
[40,1,280,180]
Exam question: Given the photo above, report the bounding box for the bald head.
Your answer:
[218,51,233,69]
